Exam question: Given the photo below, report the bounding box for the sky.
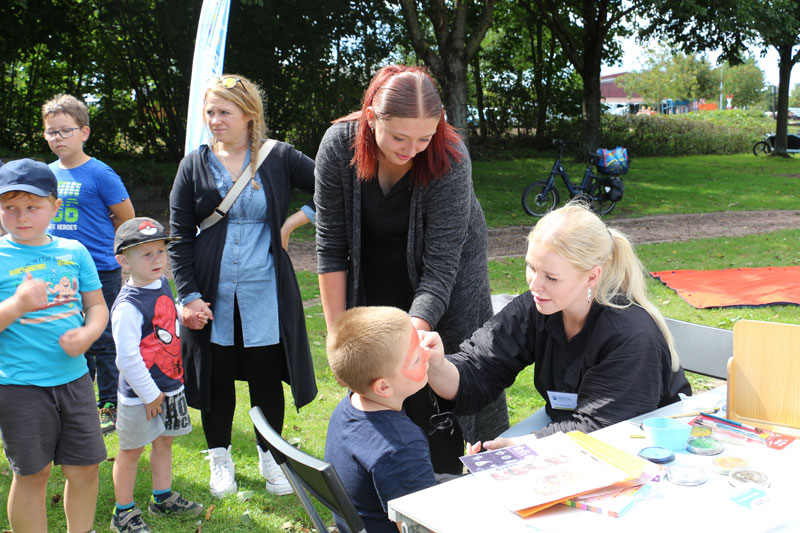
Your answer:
[601,36,799,89]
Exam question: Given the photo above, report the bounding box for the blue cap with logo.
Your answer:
[0,158,58,198]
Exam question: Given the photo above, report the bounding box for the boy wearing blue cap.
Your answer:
[0,158,108,533]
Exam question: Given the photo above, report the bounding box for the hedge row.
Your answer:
[597,110,773,156]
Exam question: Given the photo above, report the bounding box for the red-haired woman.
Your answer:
[314,65,508,474]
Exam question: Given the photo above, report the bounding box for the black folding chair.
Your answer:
[248,407,366,533]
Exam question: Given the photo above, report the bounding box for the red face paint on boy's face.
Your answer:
[402,328,429,382]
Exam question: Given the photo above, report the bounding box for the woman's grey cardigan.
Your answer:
[314,120,508,441]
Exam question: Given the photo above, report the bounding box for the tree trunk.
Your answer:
[441,61,470,139]
[773,43,793,157]
[472,52,487,141]
[532,18,546,142]
[580,43,604,155]
[396,0,495,144]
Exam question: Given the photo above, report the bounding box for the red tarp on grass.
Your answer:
[650,266,800,309]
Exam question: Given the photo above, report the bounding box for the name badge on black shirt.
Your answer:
[547,391,578,410]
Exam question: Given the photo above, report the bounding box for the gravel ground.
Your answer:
[286,210,800,272]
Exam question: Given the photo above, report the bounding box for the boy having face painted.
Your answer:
[324,306,436,533]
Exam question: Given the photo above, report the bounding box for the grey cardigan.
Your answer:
[314,121,508,441]
[314,120,492,352]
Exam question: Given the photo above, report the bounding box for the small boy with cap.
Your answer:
[109,217,204,533]
[0,158,109,533]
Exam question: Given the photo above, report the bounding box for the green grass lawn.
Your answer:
[289,152,800,240]
[473,152,800,226]
[1,153,799,531]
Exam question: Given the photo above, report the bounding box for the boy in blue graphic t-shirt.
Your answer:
[0,158,109,533]
[42,93,136,433]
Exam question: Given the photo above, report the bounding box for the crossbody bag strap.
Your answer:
[198,139,277,231]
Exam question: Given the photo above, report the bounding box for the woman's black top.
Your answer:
[360,174,414,309]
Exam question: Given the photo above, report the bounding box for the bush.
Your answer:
[600,109,772,156]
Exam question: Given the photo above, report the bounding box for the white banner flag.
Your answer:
[185,0,231,155]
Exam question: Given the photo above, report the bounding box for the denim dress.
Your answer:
[206,149,280,347]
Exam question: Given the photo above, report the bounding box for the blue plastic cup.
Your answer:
[642,417,692,451]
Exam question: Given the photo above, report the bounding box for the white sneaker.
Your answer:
[204,446,237,498]
[257,446,293,495]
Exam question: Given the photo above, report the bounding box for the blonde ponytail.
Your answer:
[595,230,679,371]
[529,200,679,371]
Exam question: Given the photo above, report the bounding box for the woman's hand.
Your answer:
[418,330,443,368]
[482,434,535,451]
[280,210,310,252]
[465,441,482,455]
[418,330,460,401]
[183,299,213,330]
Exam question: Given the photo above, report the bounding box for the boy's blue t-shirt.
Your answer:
[0,235,102,386]
[48,158,130,271]
[324,393,437,533]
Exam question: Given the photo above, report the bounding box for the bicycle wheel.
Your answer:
[753,141,771,156]
[587,179,616,216]
[522,180,560,217]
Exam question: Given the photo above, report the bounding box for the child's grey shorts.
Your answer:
[0,372,106,476]
[117,390,192,450]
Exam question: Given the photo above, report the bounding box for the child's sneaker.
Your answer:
[204,446,237,498]
[110,507,150,533]
[257,445,293,496]
[148,491,204,516]
[99,402,117,434]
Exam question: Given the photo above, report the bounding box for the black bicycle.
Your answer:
[753,133,800,156]
[522,139,625,217]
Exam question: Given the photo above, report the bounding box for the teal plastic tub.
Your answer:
[642,417,692,451]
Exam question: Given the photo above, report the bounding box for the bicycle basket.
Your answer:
[596,147,628,176]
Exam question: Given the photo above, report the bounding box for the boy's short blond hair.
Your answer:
[326,306,412,394]
[41,94,90,128]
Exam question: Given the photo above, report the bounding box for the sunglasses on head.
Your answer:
[218,76,248,94]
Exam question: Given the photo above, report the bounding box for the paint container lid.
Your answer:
[638,446,675,464]
[729,466,769,488]
[710,456,748,475]
[686,436,724,455]
[667,464,708,486]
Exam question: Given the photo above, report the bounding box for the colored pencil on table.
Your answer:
[667,408,719,419]
[700,412,768,435]
[694,418,767,442]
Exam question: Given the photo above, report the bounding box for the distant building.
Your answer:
[600,73,643,106]
[601,73,722,114]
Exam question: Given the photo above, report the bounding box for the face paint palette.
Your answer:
[666,464,708,486]
[637,446,675,464]
[729,467,770,488]
[686,436,724,455]
[710,456,748,475]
